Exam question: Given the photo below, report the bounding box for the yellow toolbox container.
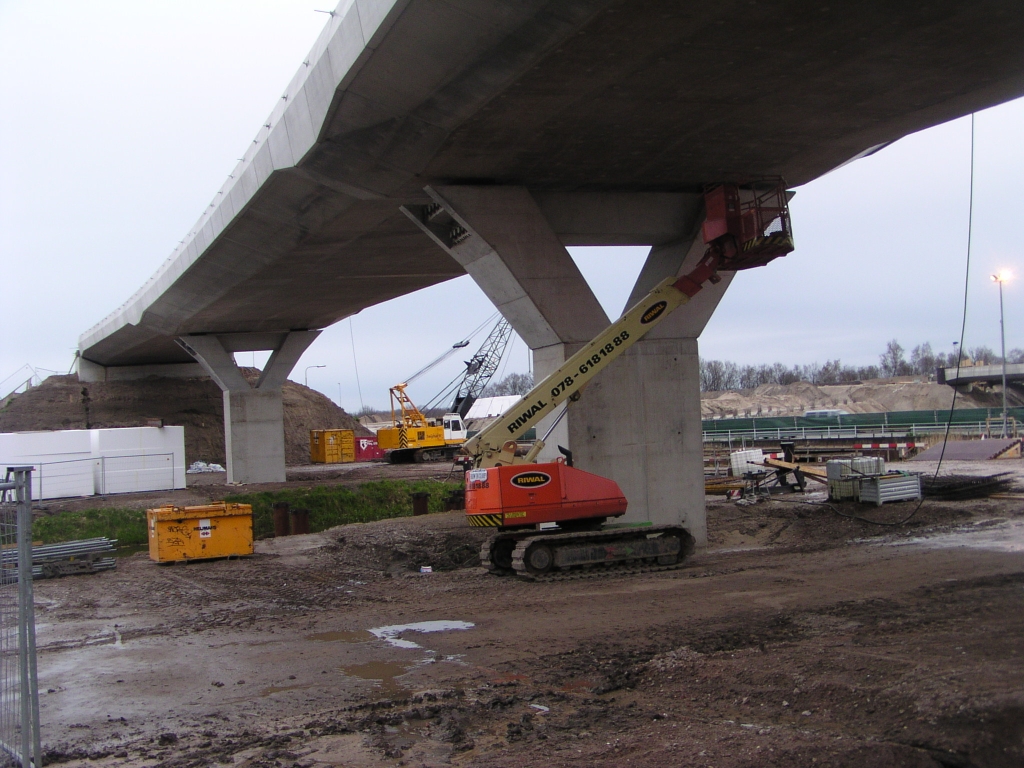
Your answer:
[146,502,253,562]
[310,429,355,464]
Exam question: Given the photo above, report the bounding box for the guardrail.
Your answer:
[0,365,58,401]
[702,420,1018,445]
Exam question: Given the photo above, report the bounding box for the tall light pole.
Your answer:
[990,271,1011,438]
[304,364,326,387]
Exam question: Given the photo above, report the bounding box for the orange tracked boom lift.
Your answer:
[463,180,795,577]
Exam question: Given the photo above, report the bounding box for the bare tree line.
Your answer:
[700,340,1024,393]
[356,340,1022,414]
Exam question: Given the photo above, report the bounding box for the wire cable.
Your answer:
[349,318,364,412]
[770,114,977,527]
[402,313,498,385]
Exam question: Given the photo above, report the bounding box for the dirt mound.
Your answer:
[320,511,489,575]
[0,371,369,466]
[701,377,1020,418]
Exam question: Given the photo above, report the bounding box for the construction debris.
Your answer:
[1,537,117,580]
[704,479,746,496]
[921,473,1018,500]
[187,461,225,473]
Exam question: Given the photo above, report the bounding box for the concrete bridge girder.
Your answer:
[402,185,732,543]
[175,330,321,484]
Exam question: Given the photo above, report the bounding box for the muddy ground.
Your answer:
[32,459,1024,768]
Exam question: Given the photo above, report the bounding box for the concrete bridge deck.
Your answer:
[940,363,1024,387]
[79,0,1024,370]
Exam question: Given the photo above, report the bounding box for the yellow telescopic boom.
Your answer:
[464,250,723,467]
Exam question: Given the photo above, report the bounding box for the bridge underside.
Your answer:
[81,0,1024,369]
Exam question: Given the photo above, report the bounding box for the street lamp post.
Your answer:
[304,364,326,387]
[990,271,1011,438]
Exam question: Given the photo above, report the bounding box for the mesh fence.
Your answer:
[0,469,41,766]
[31,452,174,501]
[0,488,17,766]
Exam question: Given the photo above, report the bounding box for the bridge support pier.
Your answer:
[176,331,320,484]
[402,186,732,545]
[569,238,733,546]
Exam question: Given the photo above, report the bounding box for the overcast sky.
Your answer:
[1,1,1020,411]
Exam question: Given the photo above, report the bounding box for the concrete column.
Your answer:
[175,331,320,484]
[402,186,609,461]
[569,238,734,546]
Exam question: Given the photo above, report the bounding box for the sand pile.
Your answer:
[701,377,1021,419]
[0,371,369,466]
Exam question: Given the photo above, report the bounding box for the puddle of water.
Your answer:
[306,630,375,643]
[340,661,413,697]
[889,520,1024,553]
[259,683,312,697]
[368,620,474,649]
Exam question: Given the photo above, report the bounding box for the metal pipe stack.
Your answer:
[0,537,118,580]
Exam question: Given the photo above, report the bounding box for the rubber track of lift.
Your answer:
[479,532,534,575]
[515,557,689,583]
[479,537,501,574]
[507,527,692,582]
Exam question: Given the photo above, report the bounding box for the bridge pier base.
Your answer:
[402,186,732,545]
[176,331,320,484]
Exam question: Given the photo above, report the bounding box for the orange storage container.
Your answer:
[146,502,253,562]
[310,429,356,463]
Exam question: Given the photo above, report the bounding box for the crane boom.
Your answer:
[464,250,722,467]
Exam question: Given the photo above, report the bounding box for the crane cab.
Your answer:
[442,414,467,443]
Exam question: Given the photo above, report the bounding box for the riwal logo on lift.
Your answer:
[640,301,668,324]
[510,471,552,489]
[506,398,548,433]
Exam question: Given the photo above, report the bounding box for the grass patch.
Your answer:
[30,479,464,546]
[33,508,148,547]
[225,478,464,539]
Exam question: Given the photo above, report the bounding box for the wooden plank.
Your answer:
[764,457,829,479]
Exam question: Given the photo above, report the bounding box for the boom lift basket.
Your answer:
[702,179,793,270]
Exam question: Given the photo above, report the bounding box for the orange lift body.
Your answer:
[465,461,626,528]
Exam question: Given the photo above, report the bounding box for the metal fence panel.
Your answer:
[97,453,174,495]
[33,458,95,501]
[29,452,175,500]
[0,468,41,766]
